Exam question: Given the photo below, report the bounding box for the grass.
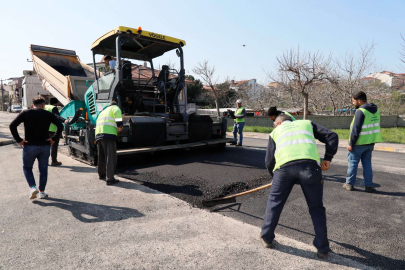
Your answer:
[332,128,405,144]
[227,126,405,144]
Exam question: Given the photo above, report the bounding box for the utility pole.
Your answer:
[1,78,4,111]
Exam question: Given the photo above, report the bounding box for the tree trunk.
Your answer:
[302,92,309,119]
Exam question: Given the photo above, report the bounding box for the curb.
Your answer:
[227,132,405,154]
[0,139,16,146]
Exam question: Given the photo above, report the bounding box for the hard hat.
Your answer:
[236,99,242,103]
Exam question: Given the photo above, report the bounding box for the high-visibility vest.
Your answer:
[44,105,57,132]
[350,108,382,145]
[95,105,123,136]
[235,107,245,123]
[270,120,320,171]
[283,111,296,121]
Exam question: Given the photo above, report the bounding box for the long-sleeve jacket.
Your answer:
[265,121,339,176]
[349,103,378,147]
[9,108,63,146]
[51,106,66,123]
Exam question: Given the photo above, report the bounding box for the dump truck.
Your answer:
[31,26,233,165]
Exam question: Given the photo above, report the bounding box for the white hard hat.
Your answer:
[236,99,242,103]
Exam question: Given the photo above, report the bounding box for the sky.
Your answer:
[0,0,404,85]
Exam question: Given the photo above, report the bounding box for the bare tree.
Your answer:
[273,47,333,119]
[193,60,229,118]
[328,43,376,115]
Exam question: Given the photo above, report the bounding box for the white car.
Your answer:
[11,105,22,113]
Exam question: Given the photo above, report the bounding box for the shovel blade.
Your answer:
[202,197,237,207]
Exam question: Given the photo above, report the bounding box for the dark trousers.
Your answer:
[97,139,117,181]
[23,145,50,191]
[261,161,329,253]
[48,132,60,163]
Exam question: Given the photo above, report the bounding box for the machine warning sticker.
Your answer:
[148,32,166,40]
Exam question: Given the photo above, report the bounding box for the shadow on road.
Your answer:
[33,197,144,223]
[112,179,161,194]
[213,203,404,269]
[56,165,97,173]
[323,174,405,196]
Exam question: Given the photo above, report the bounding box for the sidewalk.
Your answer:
[227,132,405,153]
[0,144,371,269]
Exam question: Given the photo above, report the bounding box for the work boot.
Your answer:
[342,183,354,191]
[50,161,62,166]
[260,236,275,249]
[106,179,120,185]
[99,175,106,181]
[230,141,237,145]
[236,143,242,146]
[317,251,329,259]
[365,186,376,193]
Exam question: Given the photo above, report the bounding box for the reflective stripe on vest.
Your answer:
[235,107,245,123]
[44,105,57,132]
[350,108,382,145]
[95,105,122,136]
[270,120,320,171]
[283,111,296,121]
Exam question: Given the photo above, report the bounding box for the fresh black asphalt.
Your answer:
[117,137,405,270]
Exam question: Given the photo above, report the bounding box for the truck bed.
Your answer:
[30,45,96,105]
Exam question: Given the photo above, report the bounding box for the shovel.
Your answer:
[202,183,272,207]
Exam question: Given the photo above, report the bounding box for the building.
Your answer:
[230,79,263,99]
[22,70,50,109]
[7,76,24,105]
[366,71,405,89]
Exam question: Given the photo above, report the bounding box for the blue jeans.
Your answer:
[346,144,374,187]
[23,145,51,191]
[233,122,245,144]
[261,161,329,253]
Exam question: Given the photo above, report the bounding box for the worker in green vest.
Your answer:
[231,99,245,146]
[45,98,69,166]
[260,113,338,259]
[95,101,123,185]
[267,106,296,121]
[344,91,382,193]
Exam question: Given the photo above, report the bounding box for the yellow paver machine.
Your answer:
[31,26,232,165]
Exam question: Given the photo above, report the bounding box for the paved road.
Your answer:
[1,111,404,269]
[117,137,405,269]
[0,112,23,141]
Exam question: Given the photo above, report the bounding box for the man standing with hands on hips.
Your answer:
[9,96,63,199]
[231,99,245,146]
[260,114,338,259]
[344,91,382,193]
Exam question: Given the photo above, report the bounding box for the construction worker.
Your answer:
[231,99,245,146]
[267,106,296,121]
[9,96,63,199]
[45,98,69,166]
[103,55,116,72]
[260,114,338,259]
[95,101,123,185]
[344,91,382,193]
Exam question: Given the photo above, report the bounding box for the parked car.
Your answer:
[10,105,22,113]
